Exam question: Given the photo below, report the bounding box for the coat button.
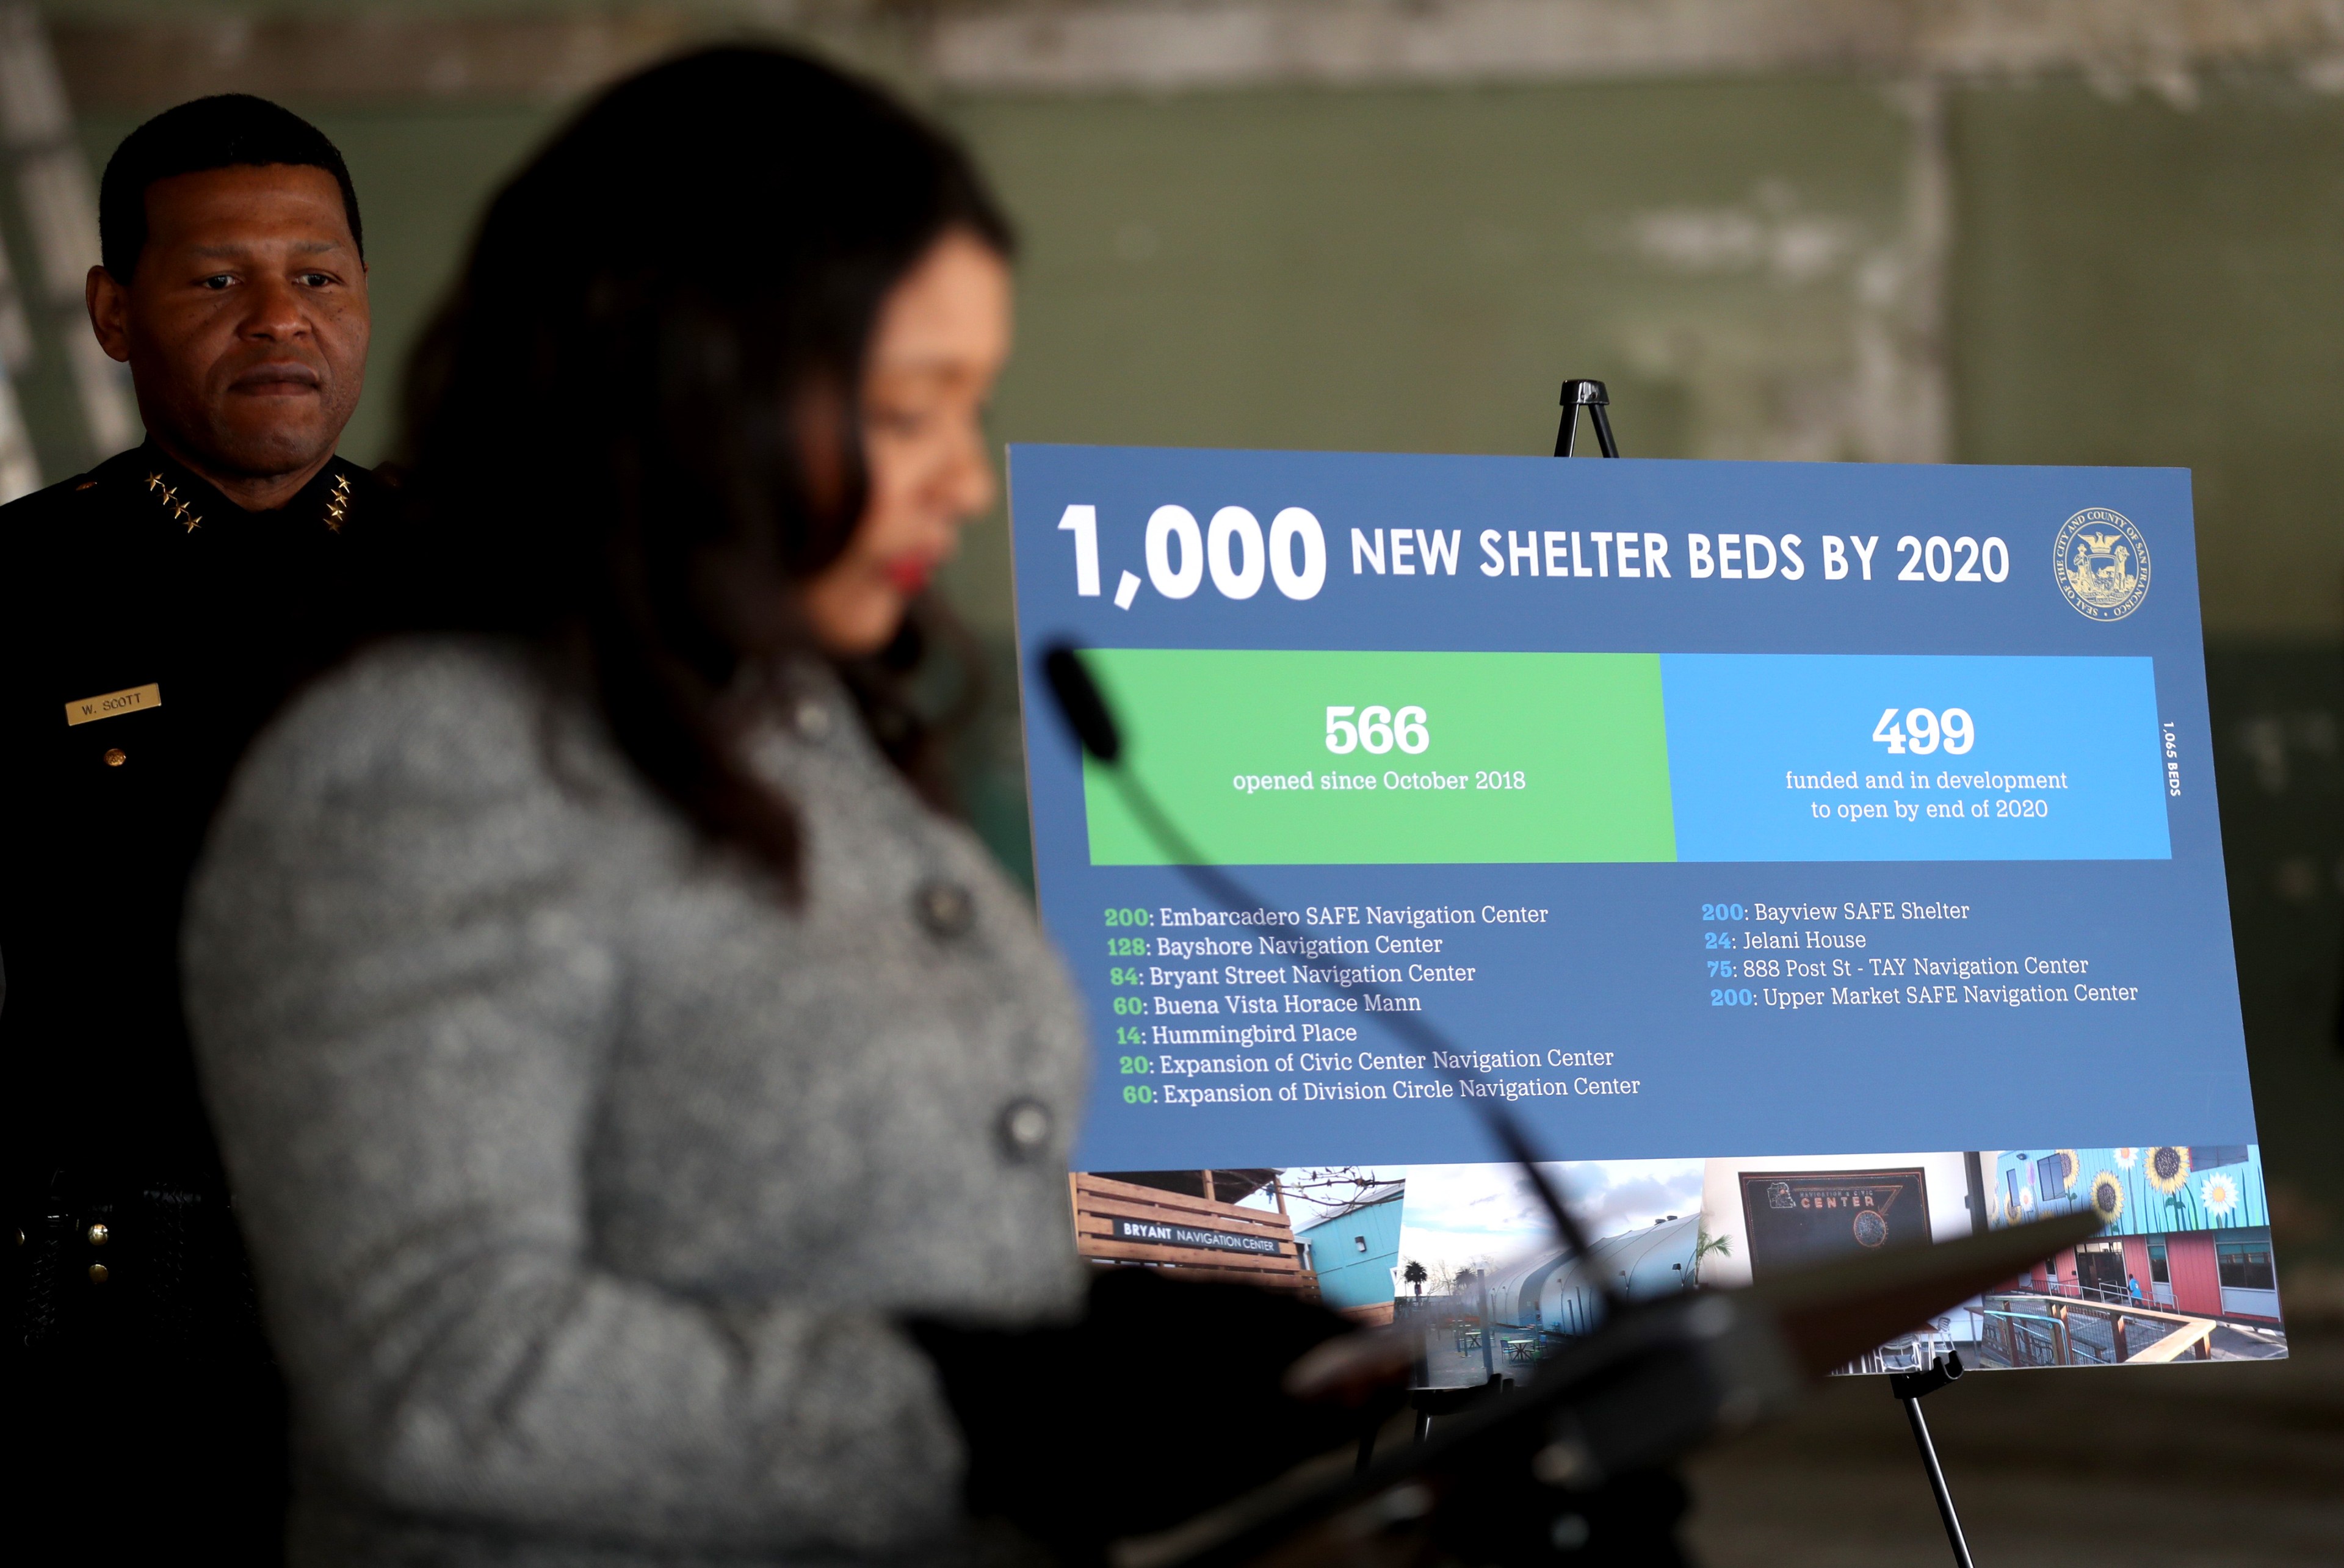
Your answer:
[915,879,974,938]
[997,1097,1053,1158]
[87,1223,107,1246]
[103,748,126,767]
[793,698,833,742]
[88,1263,109,1284]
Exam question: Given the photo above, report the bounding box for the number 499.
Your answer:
[1873,707,1974,756]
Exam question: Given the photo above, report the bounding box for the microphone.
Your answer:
[1041,641,1616,1310]
[1044,645,1123,763]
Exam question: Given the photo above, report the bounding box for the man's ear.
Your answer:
[85,264,131,364]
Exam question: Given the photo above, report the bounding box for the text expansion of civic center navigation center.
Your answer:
[1007,443,2280,1367]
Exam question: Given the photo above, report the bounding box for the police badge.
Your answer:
[2054,507,2150,621]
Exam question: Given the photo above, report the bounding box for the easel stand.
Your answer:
[1553,377,1976,1567]
[1555,378,1620,457]
[1889,1353,1976,1567]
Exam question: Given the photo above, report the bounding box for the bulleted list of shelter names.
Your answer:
[1100,892,2136,1121]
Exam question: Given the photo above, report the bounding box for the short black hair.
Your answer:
[98,95,363,280]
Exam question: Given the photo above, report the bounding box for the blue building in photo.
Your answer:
[1297,1180,1405,1315]
[1985,1144,2281,1327]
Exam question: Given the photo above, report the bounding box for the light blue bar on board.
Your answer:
[1660,653,2172,862]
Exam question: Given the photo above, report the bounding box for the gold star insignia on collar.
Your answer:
[146,472,200,533]
[324,471,352,532]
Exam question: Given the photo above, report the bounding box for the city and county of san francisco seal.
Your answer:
[2055,507,2150,621]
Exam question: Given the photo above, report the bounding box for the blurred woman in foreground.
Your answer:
[184,49,1362,1567]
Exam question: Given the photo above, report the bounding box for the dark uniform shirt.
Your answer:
[0,439,383,1558]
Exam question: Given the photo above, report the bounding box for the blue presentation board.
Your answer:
[1010,446,2283,1359]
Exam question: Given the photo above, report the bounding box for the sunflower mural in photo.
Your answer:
[1976,1144,2286,1354]
[2145,1146,2191,1194]
[1986,1144,2269,1239]
[2088,1169,2124,1224]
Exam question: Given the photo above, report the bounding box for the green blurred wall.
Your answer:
[1950,75,2344,640]
[948,78,1914,634]
[71,74,2344,644]
[53,69,2344,1262]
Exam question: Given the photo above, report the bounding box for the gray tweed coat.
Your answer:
[182,637,1090,1568]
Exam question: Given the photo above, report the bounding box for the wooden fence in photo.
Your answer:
[1071,1173,1320,1297]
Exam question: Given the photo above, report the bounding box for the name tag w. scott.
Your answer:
[63,682,161,726]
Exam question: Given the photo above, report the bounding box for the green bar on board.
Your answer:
[1078,648,1677,865]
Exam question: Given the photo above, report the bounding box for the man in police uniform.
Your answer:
[1,96,383,1555]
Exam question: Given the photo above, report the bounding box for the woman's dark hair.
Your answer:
[388,46,1012,889]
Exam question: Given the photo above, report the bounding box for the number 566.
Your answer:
[1328,704,1429,755]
